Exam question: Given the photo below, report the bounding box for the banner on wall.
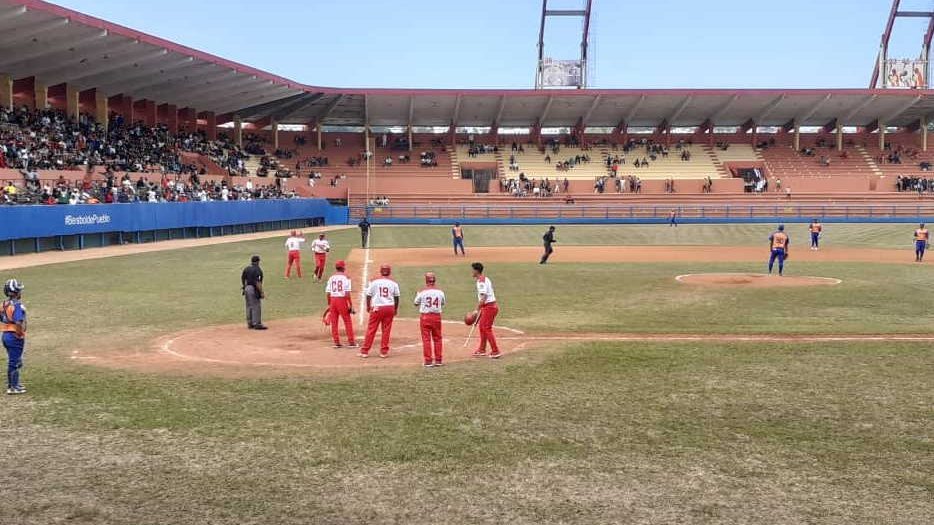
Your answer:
[884,59,927,89]
[540,58,583,87]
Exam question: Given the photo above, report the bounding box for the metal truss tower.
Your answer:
[870,0,934,88]
[535,0,593,89]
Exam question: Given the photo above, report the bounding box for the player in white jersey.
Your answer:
[413,272,446,367]
[310,233,331,282]
[325,260,356,348]
[359,264,400,358]
[471,262,501,358]
[284,231,305,278]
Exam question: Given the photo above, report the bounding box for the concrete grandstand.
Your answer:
[1,0,934,223]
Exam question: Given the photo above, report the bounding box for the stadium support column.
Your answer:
[95,92,109,132]
[34,81,48,109]
[272,119,279,150]
[835,122,843,152]
[407,125,413,152]
[0,74,11,109]
[315,120,322,151]
[878,121,886,150]
[921,116,928,152]
[234,116,243,147]
[792,121,800,152]
[199,111,217,140]
[65,84,79,120]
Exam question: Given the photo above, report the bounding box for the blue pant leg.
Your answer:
[768,249,778,273]
[777,250,785,274]
[811,233,819,248]
[918,241,926,260]
[3,334,24,389]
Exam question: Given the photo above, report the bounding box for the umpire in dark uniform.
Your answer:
[540,226,557,264]
[358,217,371,248]
[241,255,267,330]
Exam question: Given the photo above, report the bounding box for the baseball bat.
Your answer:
[463,311,481,348]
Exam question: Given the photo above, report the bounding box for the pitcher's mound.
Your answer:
[676,273,841,288]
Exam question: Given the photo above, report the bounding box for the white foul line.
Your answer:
[358,233,371,327]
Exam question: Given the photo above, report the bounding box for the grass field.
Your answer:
[0,224,931,524]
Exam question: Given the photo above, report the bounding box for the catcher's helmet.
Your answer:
[424,272,436,285]
[4,278,23,297]
[379,264,391,276]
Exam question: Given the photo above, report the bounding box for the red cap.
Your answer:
[380,264,391,276]
[335,260,346,270]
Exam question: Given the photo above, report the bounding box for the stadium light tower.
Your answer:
[869,0,934,88]
[535,0,593,89]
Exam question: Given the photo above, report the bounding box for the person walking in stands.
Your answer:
[809,219,823,250]
[284,230,305,278]
[452,222,466,256]
[325,260,356,348]
[242,255,267,330]
[768,225,790,276]
[668,209,678,227]
[359,264,400,358]
[540,226,557,264]
[311,233,331,282]
[2,279,28,395]
[358,217,371,248]
[914,223,929,262]
[471,262,501,359]
[413,272,446,367]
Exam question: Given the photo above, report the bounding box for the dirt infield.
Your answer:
[77,316,934,377]
[675,272,842,287]
[78,317,529,376]
[348,245,920,268]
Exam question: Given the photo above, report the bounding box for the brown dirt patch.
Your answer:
[675,272,842,288]
[349,245,921,268]
[79,317,529,377]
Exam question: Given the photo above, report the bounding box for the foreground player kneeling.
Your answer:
[471,262,501,359]
[359,264,400,358]
[414,272,446,367]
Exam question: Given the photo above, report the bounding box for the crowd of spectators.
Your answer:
[896,175,934,194]
[502,174,568,198]
[594,174,643,194]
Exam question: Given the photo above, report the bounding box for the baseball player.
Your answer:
[768,224,790,276]
[452,223,466,256]
[325,260,356,348]
[414,272,446,367]
[358,217,371,248]
[359,264,400,358]
[668,209,678,227]
[311,233,331,282]
[284,230,306,278]
[241,255,267,330]
[2,279,27,395]
[471,262,501,359]
[914,223,929,262]
[540,226,557,264]
[808,219,823,250]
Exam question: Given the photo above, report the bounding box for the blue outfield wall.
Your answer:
[1,199,349,242]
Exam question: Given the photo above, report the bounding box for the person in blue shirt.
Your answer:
[2,279,27,395]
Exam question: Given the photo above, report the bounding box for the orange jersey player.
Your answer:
[914,223,929,262]
[808,219,823,250]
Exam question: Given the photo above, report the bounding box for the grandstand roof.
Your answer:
[4,0,934,129]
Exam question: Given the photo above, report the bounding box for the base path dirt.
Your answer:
[0,225,353,271]
[349,245,922,268]
[76,315,934,377]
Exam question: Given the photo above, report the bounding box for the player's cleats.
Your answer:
[357,353,369,358]
[346,343,359,348]
[6,387,26,395]
[433,362,444,367]
[253,325,269,330]
[423,363,435,368]
[490,352,502,359]
[471,351,487,358]
[333,344,343,349]
[378,353,389,359]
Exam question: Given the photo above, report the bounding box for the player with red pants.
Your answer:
[359,264,400,358]
[471,262,501,359]
[414,272,446,367]
[284,230,305,278]
[311,233,331,282]
[325,260,356,348]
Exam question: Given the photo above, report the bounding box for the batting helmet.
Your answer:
[424,272,436,285]
[4,278,23,297]
[464,310,479,326]
[380,264,392,276]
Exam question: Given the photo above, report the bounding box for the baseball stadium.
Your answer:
[0,0,932,523]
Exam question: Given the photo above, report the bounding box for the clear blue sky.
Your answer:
[52,0,932,89]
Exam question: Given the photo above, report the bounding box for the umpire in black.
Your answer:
[358,217,371,248]
[540,226,557,264]
[242,255,267,330]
